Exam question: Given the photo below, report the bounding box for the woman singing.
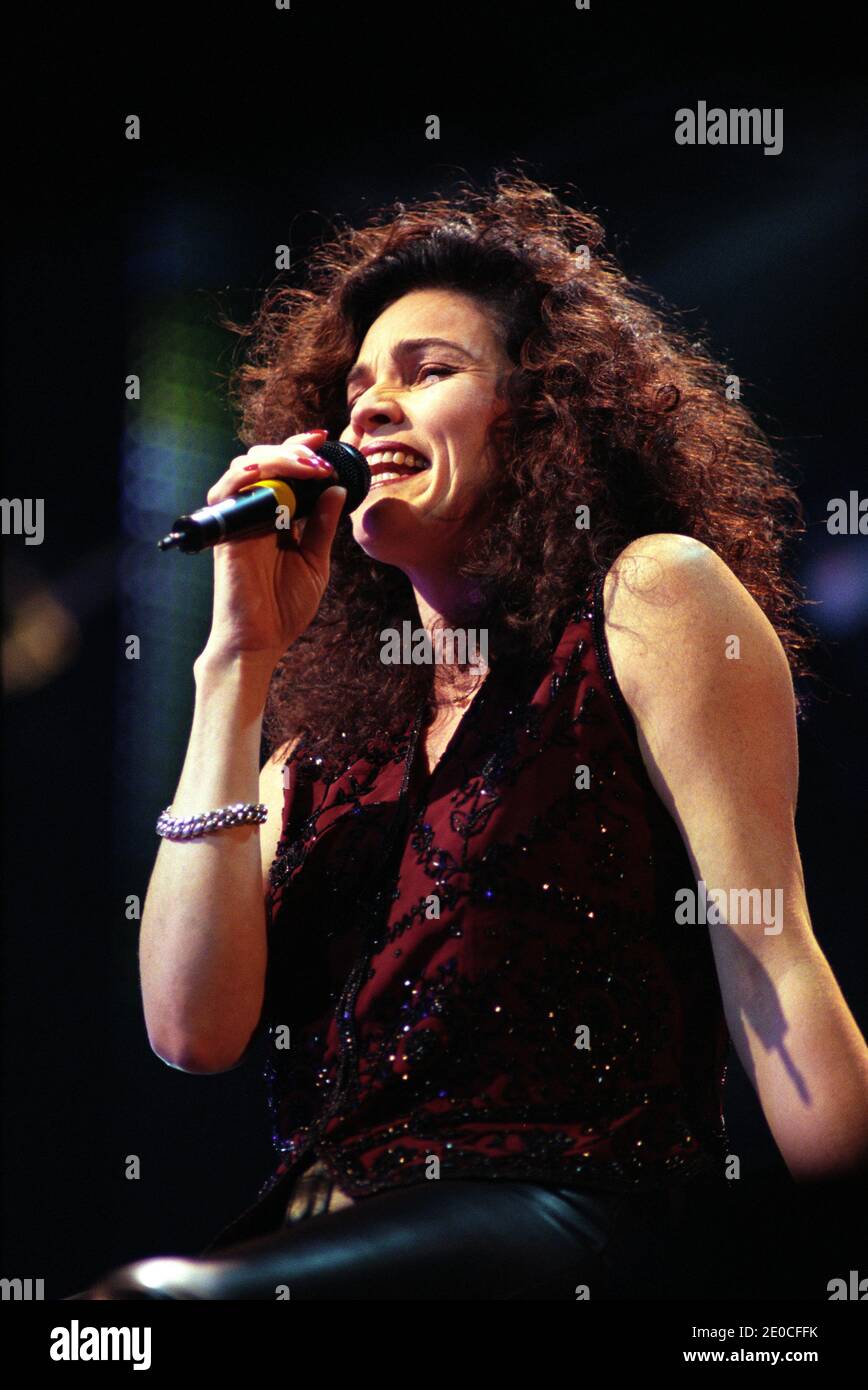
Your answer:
[68,171,868,1300]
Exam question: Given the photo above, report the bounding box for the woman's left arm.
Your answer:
[604,532,868,1182]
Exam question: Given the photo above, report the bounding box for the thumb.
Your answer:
[297,485,347,569]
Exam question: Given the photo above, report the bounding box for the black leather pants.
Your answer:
[63,1178,719,1301]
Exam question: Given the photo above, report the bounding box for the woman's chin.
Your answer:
[351,499,423,563]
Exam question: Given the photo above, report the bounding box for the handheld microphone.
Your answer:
[157,441,370,553]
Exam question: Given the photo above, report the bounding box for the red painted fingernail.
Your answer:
[312,455,335,470]
[243,463,259,471]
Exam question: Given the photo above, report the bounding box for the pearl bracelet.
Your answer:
[156,801,268,840]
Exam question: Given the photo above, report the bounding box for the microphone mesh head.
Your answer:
[315,442,371,513]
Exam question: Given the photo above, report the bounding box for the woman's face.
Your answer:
[339,288,512,577]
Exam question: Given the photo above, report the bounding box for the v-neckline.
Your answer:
[405,669,493,805]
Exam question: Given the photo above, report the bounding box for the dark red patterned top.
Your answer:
[203,573,730,1251]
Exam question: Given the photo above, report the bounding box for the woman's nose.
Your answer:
[351,393,402,431]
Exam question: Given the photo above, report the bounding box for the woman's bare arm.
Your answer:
[139,647,283,1073]
[137,432,343,1074]
[605,532,868,1181]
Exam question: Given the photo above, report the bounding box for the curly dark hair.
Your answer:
[220,167,811,776]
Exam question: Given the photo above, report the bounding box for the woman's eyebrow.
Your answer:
[345,337,476,394]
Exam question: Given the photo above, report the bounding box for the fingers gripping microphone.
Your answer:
[157,441,370,553]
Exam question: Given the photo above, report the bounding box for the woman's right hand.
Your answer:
[197,429,347,665]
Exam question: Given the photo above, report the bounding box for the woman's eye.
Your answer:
[416,364,455,385]
[347,366,454,410]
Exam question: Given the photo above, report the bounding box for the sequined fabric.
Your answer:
[205,572,730,1251]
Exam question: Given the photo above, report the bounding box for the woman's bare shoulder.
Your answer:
[600,532,793,716]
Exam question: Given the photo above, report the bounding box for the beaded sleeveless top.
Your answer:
[203,572,730,1252]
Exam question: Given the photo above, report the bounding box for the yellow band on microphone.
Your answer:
[237,476,297,521]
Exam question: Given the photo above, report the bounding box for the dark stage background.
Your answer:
[2,5,866,1300]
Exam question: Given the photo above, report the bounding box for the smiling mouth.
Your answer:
[367,470,424,491]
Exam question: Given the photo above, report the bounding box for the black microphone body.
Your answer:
[158,441,370,553]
